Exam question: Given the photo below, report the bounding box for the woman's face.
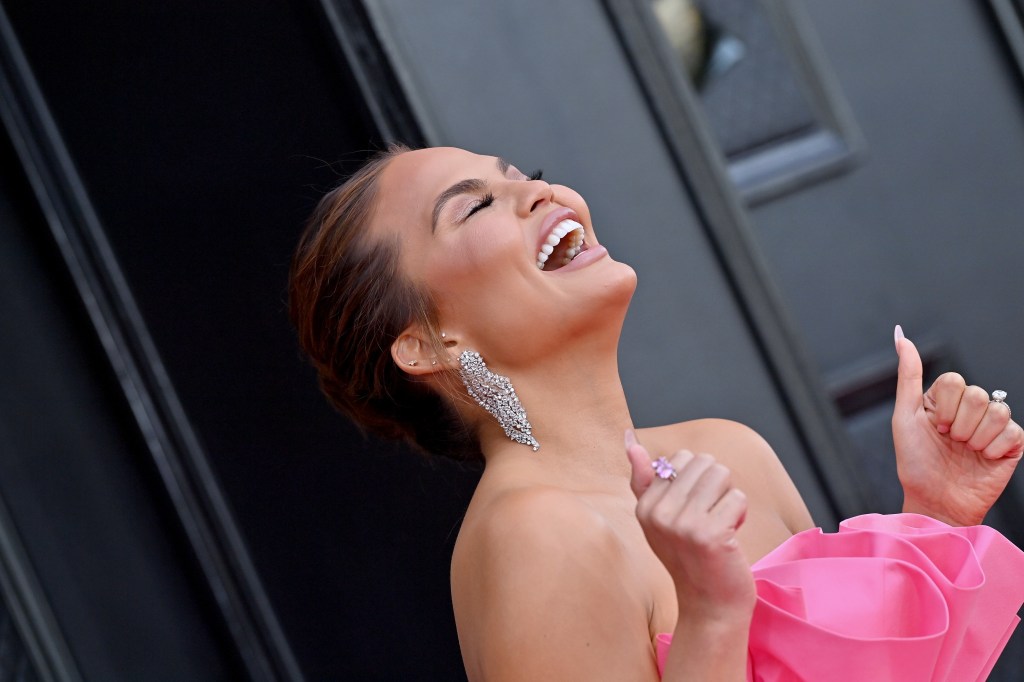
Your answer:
[372,147,636,368]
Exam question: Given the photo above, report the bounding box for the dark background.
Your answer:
[2,1,475,679]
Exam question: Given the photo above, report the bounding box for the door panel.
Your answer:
[750,0,1024,527]
[739,2,1024,676]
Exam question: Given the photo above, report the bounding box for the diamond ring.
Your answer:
[990,390,1011,418]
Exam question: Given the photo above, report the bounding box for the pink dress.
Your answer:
[655,514,1024,681]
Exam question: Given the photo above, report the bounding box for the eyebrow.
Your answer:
[431,157,513,233]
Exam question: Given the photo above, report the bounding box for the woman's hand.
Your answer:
[625,431,755,620]
[625,431,753,680]
[892,327,1023,526]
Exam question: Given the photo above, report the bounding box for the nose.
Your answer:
[516,178,554,216]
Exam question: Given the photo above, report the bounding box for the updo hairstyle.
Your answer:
[288,146,479,461]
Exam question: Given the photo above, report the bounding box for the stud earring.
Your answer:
[407,360,418,367]
[458,350,539,451]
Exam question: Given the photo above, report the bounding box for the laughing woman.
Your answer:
[289,145,1024,681]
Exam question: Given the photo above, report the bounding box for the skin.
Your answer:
[372,148,1023,681]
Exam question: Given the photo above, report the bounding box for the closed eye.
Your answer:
[464,192,495,220]
[462,170,541,221]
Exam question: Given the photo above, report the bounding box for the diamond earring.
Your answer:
[458,350,539,451]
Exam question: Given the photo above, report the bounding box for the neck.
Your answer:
[474,336,635,492]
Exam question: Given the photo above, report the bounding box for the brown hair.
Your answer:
[288,146,479,461]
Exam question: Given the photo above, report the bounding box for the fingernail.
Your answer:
[624,429,637,450]
[937,425,950,434]
[894,324,904,351]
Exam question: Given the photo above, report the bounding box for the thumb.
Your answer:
[625,429,654,500]
[894,324,924,420]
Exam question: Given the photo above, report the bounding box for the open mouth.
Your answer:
[535,219,587,271]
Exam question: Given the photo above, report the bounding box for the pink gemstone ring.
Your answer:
[652,457,677,481]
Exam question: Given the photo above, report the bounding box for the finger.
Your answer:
[988,399,1013,424]
[894,326,924,422]
[925,372,967,435]
[981,421,1024,460]
[664,451,712,500]
[949,385,990,443]
[625,429,654,500]
[966,397,1012,451]
[709,489,749,540]
[637,449,695,519]
[684,461,734,514]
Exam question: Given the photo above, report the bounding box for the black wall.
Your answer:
[3,1,475,679]
[0,105,241,681]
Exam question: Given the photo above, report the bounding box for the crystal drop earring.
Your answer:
[458,350,539,451]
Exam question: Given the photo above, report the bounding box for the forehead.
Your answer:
[373,147,495,234]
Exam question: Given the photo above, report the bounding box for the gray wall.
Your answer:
[749,0,1024,518]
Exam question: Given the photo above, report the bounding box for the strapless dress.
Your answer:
[655,514,1024,681]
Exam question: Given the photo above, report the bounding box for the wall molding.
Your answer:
[0,4,303,680]
[602,0,878,517]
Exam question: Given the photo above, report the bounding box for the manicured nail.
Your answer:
[624,429,637,450]
[894,324,905,350]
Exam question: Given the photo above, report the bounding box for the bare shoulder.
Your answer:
[639,419,814,533]
[453,486,622,575]
[640,417,768,454]
[639,418,784,478]
[452,486,632,609]
[452,487,657,681]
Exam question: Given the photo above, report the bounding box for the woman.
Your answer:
[289,145,1024,680]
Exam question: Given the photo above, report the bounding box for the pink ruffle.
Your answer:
[656,514,1024,681]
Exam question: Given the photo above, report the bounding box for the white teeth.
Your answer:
[535,218,587,271]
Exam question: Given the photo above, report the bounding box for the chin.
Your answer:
[576,260,637,330]
[601,258,638,302]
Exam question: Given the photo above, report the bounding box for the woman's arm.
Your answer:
[451,489,664,682]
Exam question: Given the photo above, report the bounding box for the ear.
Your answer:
[391,324,450,376]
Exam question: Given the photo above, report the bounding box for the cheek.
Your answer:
[420,227,532,325]
[426,224,523,286]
